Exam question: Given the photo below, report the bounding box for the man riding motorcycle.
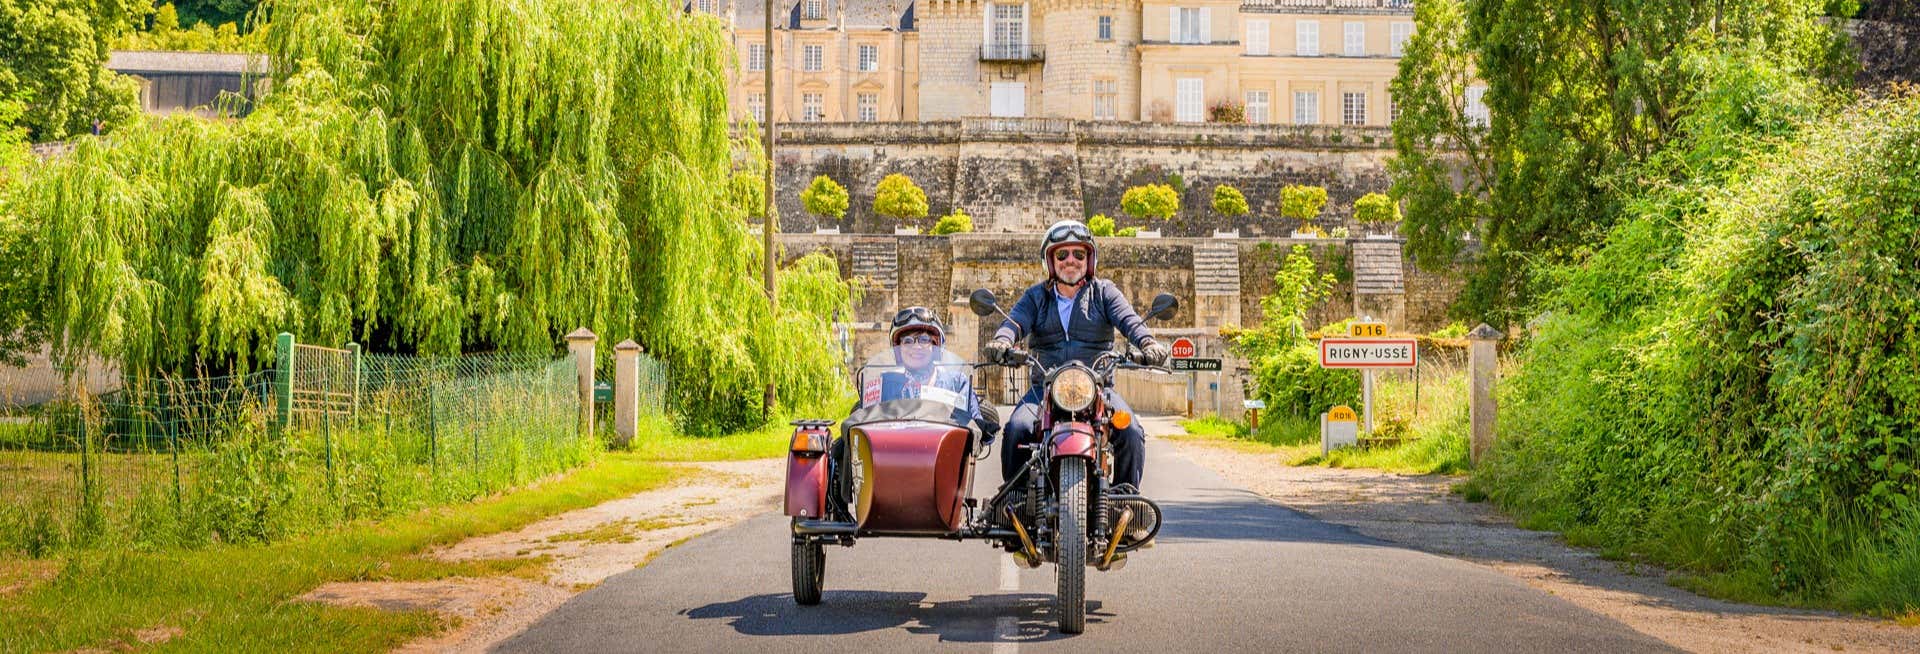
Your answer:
[984,220,1171,494]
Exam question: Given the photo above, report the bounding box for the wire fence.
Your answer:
[0,342,668,557]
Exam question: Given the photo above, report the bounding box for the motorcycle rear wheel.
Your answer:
[1055,458,1088,634]
[792,536,824,605]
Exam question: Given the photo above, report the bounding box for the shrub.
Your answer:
[1353,192,1401,224]
[1212,184,1249,217]
[1087,214,1116,237]
[1280,184,1329,222]
[800,175,848,221]
[1252,341,1361,417]
[1115,226,1140,237]
[873,173,929,223]
[929,208,973,235]
[1120,184,1179,221]
[1208,100,1246,123]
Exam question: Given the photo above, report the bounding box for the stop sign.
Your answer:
[1170,338,1196,359]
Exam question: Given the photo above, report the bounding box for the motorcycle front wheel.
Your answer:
[1055,457,1088,633]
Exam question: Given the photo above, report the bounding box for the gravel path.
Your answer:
[297,459,782,653]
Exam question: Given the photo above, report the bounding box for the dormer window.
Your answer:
[804,0,823,20]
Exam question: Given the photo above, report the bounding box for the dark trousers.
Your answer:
[999,387,1146,489]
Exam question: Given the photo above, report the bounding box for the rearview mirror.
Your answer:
[1147,293,1178,321]
[968,289,1000,317]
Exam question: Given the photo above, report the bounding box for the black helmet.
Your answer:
[889,306,944,346]
[1042,219,1097,282]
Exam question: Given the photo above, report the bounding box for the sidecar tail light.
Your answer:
[791,431,830,456]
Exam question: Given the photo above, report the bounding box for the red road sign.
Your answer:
[1171,338,1196,359]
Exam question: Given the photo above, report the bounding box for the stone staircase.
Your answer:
[1193,242,1241,295]
[851,238,898,289]
[1351,240,1404,296]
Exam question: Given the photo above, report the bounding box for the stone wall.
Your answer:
[770,120,1396,234]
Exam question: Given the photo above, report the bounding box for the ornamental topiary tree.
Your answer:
[1212,184,1249,218]
[930,208,973,234]
[1121,183,1179,222]
[1353,192,1401,224]
[873,173,929,225]
[1087,214,1116,237]
[800,175,848,223]
[1280,184,1328,228]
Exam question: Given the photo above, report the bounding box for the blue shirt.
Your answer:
[1053,286,1075,332]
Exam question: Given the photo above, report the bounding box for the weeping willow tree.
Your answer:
[10,0,854,433]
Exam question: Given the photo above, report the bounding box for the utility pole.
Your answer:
[761,0,779,417]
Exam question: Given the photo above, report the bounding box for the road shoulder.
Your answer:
[298,459,781,653]
[1150,419,1919,654]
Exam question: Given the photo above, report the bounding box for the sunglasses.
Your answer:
[898,334,938,346]
[891,306,938,328]
[1052,249,1088,262]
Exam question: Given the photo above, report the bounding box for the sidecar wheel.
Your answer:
[1055,458,1088,634]
[792,537,824,605]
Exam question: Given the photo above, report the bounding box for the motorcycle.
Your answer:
[782,289,1178,634]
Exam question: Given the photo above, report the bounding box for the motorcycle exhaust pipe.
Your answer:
[1100,507,1133,570]
[1005,507,1042,568]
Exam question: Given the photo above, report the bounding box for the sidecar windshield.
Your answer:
[849,346,974,428]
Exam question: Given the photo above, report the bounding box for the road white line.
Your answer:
[999,555,1019,591]
[993,617,1020,654]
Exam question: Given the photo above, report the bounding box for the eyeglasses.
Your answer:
[891,306,938,328]
[1047,223,1092,242]
[1053,249,1088,262]
[898,334,938,346]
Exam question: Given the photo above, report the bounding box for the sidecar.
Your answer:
[785,347,981,538]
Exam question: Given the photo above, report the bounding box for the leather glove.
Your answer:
[1139,339,1172,366]
[983,338,1013,365]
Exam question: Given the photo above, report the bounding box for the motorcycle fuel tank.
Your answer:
[850,420,974,533]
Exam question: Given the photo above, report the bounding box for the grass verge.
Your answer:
[0,452,679,653]
[1173,407,1469,476]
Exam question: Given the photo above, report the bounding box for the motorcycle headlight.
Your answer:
[1050,367,1097,413]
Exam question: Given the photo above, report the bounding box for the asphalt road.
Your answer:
[496,419,1677,653]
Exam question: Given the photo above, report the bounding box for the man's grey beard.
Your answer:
[1057,269,1085,285]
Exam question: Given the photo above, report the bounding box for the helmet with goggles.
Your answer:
[1041,219,1097,283]
[888,306,945,347]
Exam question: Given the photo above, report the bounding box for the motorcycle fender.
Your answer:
[1049,422,1098,459]
[784,448,829,519]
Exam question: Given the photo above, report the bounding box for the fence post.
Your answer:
[273,332,294,434]
[613,340,641,448]
[1467,323,1503,467]
[346,342,362,420]
[566,328,597,438]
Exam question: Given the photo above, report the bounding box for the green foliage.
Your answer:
[115,2,261,53]
[929,208,972,235]
[1087,213,1115,237]
[1279,184,1327,222]
[800,174,848,220]
[1226,244,1341,418]
[1114,226,1139,237]
[0,0,145,141]
[1120,183,1178,221]
[0,451,676,652]
[872,172,928,222]
[1164,171,1185,194]
[1389,0,1853,323]
[12,0,855,434]
[1483,65,1919,612]
[1353,192,1401,224]
[1211,184,1248,217]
